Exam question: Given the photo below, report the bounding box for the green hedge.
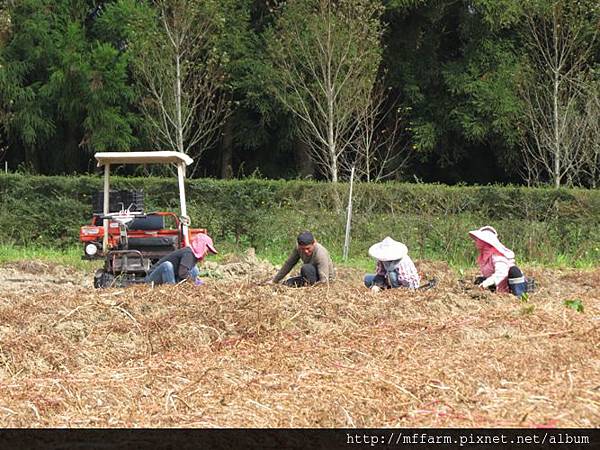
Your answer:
[1,173,599,266]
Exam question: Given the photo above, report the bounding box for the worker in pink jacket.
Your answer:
[468,226,528,297]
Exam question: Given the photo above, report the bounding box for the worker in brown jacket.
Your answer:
[268,231,335,287]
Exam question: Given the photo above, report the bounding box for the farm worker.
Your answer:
[469,225,527,297]
[144,233,217,286]
[268,231,335,287]
[364,237,420,292]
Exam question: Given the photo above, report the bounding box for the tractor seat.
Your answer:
[129,214,165,231]
[127,236,178,250]
[93,213,165,230]
[126,215,176,250]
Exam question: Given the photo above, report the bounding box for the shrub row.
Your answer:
[1,174,599,265]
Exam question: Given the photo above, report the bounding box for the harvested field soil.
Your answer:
[0,258,598,427]
[203,248,278,282]
[0,260,91,295]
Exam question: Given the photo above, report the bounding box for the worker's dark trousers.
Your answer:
[508,265,528,298]
[284,264,319,287]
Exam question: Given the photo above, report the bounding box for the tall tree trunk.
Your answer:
[175,52,184,154]
[220,116,234,179]
[329,146,338,182]
[327,95,337,182]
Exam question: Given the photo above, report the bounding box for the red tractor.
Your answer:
[80,151,208,288]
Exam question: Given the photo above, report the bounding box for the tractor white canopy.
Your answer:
[95,151,193,166]
[94,151,194,252]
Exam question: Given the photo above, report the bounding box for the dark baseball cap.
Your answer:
[297,231,315,246]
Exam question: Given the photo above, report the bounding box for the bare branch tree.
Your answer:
[518,0,599,187]
[267,0,384,182]
[340,83,411,182]
[132,0,230,176]
[581,81,600,187]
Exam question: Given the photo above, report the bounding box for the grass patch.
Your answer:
[2,241,597,274]
[0,244,97,271]
[564,299,585,313]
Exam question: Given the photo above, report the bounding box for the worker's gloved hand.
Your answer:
[194,278,204,286]
[473,276,486,285]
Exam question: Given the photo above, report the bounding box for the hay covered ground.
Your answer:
[0,255,598,427]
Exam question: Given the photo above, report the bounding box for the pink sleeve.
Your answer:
[481,254,510,287]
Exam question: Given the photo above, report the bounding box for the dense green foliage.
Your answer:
[1,174,598,266]
[0,0,139,173]
[1,0,597,185]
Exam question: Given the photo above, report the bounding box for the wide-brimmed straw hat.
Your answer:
[190,233,218,259]
[468,226,511,257]
[368,237,408,261]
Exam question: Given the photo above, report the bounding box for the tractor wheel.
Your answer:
[93,269,115,289]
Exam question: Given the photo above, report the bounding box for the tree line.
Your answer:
[0,0,598,187]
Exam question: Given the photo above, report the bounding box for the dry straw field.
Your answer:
[0,253,598,428]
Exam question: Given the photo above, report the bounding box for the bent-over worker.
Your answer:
[269,231,335,287]
[145,233,217,285]
[364,237,420,291]
[469,225,528,297]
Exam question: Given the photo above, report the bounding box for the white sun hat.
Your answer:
[368,237,408,261]
[468,226,513,258]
